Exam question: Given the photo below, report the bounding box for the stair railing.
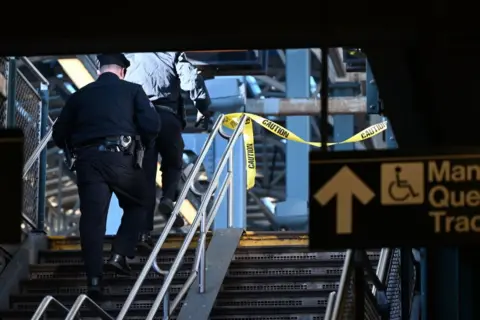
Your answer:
[328,249,388,320]
[30,295,73,320]
[109,113,246,320]
[64,114,234,319]
[326,247,417,320]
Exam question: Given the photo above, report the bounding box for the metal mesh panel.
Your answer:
[16,70,41,225]
[385,248,416,320]
[338,273,381,320]
[0,58,42,226]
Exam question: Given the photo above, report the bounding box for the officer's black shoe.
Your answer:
[107,253,132,277]
[158,198,185,228]
[158,198,174,214]
[138,233,155,250]
[87,277,103,302]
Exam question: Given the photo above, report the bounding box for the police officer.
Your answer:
[52,54,161,300]
[125,52,212,248]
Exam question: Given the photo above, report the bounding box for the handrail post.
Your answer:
[227,152,233,228]
[198,200,207,293]
[36,83,49,232]
[162,291,170,319]
[143,116,247,320]
[6,57,16,128]
[116,115,225,320]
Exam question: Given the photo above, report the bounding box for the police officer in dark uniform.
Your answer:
[125,52,212,247]
[52,54,161,299]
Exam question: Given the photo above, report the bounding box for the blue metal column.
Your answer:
[275,49,310,230]
[213,117,247,230]
[331,83,361,151]
[37,84,49,232]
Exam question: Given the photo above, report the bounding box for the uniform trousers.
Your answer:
[75,146,148,278]
[142,109,184,232]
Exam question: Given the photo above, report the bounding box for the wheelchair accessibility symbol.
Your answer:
[381,162,425,205]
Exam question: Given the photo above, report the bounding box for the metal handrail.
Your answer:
[30,295,72,320]
[144,115,246,320]
[330,249,354,320]
[64,294,114,320]
[373,248,391,296]
[23,119,55,178]
[19,57,50,85]
[170,172,232,313]
[324,291,337,320]
[329,249,388,320]
[113,114,233,320]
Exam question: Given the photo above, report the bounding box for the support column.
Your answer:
[275,49,310,230]
[37,84,49,232]
[331,82,361,151]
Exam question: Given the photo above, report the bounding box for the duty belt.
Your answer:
[153,104,177,115]
[76,136,134,152]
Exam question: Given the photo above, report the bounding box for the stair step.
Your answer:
[10,289,331,310]
[20,278,339,295]
[39,247,374,265]
[0,233,375,319]
[27,264,345,281]
[0,308,325,320]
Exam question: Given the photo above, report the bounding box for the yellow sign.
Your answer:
[381,162,424,205]
[380,159,480,234]
[223,112,388,189]
[426,160,480,233]
[314,166,375,234]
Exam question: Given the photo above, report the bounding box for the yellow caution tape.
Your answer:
[222,113,388,190]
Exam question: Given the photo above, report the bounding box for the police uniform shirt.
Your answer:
[52,70,160,149]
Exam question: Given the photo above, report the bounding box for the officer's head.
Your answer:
[96,54,130,79]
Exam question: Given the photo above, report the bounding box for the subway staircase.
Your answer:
[44,140,284,235]
[0,233,380,319]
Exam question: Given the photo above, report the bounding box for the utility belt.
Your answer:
[73,135,145,168]
[153,103,187,128]
[154,104,177,115]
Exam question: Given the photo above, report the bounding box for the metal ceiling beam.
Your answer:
[255,75,286,92]
[310,48,337,83]
[276,49,286,64]
[328,48,347,78]
[76,55,98,79]
[245,97,366,115]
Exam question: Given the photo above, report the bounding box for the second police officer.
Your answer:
[125,52,212,248]
[52,54,161,300]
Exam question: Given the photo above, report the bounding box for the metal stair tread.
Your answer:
[30,259,351,272]
[20,275,341,290]
[39,247,377,256]
[10,289,332,306]
[19,280,339,295]
[27,265,344,281]
[0,308,325,319]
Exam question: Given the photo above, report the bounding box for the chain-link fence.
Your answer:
[0,57,42,227]
[16,70,42,226]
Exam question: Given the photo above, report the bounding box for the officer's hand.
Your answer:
[194,115,213,133]
[202,110,214,118]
